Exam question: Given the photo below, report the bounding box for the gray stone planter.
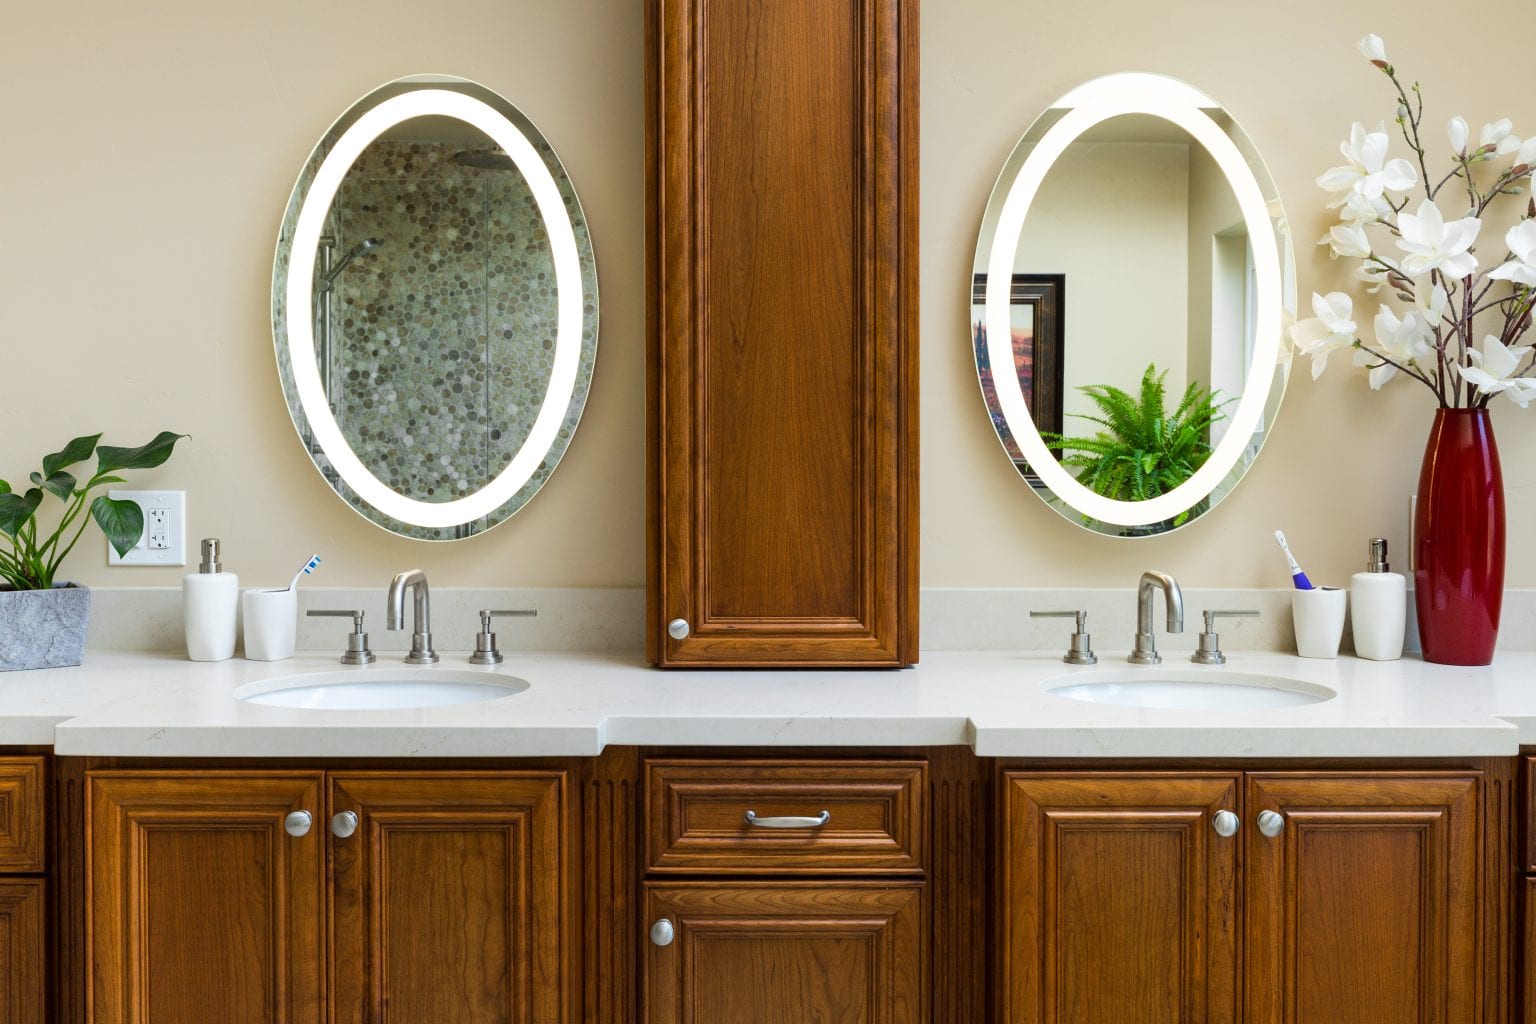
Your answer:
[0,583,90,671]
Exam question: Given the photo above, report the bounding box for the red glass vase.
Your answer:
[1412,408,1504,665]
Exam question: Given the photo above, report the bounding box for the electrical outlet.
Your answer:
[106,490,186,566]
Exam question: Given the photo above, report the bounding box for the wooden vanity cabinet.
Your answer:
[0,757,46,1024]
[1001,769,1492,1024]
[645,0,920,667]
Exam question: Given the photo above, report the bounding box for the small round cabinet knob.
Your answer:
[667,618,690,641]
[650,918,675,947]
[331,811,359,838]
[1257,809,1286,838]
[284,811,313,838]
[1211,809,1239,838]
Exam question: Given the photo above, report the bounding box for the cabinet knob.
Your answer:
[284,810,313,838]
[1257,809,1285,838]
[1211,809,1239,837]
[330,811,359,838]
[650,918,675,947]
[667,618,690,640]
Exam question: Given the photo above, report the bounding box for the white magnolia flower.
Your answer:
[1460,334,1536,405]
[1517,136,1536,168]
[1489,220,1536,286]
[1396,199,1481,278]
[1412,277,1450,325]
[1323,222,1372,259]
[1290,292,1358,379]
[1479,118,1521,157]
[1357,33,1388,65]
[1317,123,1418,200]
[1333,188,1393,225]
[1361,305,1433,388]
[1448,116,1470,156]
[1355,261,1394,291]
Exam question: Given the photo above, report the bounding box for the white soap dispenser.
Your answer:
[1350,537,1406,661]
[183,538,238,662]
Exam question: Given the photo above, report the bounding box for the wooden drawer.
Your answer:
[645,758,925,873]
[0,758,44,873]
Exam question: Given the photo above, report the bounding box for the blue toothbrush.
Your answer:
[1273,531,1315,590]
[286,554,322,591]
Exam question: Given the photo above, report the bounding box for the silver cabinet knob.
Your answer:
[667,618,690,640]
[330,811,359,838]
[284,810,313,837]
[1211,809,1239,837]
[650,918,675,947]
[1257,809,1285,838]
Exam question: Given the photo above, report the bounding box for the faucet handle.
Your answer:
[306,609,376,665]
[1191,609,1260,666]
[1030,610,1097,665]
[469,609,537,666]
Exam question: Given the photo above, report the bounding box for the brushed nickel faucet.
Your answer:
[1129,570,1184,665]
[386,569,438,665]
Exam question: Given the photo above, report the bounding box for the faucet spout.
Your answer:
[1130,570,1183,665]
[385,569,438,664]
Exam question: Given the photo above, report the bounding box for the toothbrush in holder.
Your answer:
[286,554,322,592]
[1273,531,1315,590]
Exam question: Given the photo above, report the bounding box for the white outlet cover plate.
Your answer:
[106,490,186,566]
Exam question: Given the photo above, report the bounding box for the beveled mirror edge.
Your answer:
[271,74,600,542]
[972,71,1295,539]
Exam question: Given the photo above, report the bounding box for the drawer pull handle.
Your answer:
[744,809,831,829]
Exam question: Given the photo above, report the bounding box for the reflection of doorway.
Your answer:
[971,273,1065,482]
[1209,227,1253,450]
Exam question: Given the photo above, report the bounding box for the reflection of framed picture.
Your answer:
[971,273,1065,481]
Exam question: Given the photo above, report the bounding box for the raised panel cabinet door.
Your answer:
[1245,772,1481,1024]
[644,881,923,1024]
[1524,877,1536,1024]
[0,879,44,1024]
[328,772,574,1024]
[1000,772,1242,1024]
[86,771,325,1024]
[0,758,45,872]
[646,0,919,666]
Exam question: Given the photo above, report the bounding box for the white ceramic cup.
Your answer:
[1292,587,1347,659]
[242,588,298,662]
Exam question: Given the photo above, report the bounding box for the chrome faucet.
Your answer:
[386,569,439,665]
[1129,570,1184,665]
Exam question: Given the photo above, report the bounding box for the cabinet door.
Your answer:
[644,881,922,1024]
[647,0,919,667]
[328,772,574,1024]
[1245,772,1481,1024]
[87,771,324,1024]
[1000,772,1241,1024]
[0,879,44,1024]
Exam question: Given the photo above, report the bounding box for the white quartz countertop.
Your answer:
[0,648,1532,758]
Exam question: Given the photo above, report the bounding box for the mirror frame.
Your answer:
[978,72,1291,533]
[272,75,598,538]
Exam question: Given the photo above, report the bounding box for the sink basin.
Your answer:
[235,669,529,710]
[1046,670,1334,711]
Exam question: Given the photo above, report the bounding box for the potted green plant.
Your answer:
[0,432,185,671]
[1042,364,1228,531]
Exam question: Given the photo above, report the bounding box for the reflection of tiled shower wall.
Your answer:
[322,140,558,506]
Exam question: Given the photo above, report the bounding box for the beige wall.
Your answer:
[3,0,1534,595]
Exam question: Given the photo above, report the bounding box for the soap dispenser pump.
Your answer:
[1350,537,1406,661]
[184,538,238,662]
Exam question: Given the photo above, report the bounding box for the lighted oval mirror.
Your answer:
[972,73,1294,537]
[272,75,598,540]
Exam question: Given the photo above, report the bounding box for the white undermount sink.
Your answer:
[1046,670,1335,711]
[235,669,529,710]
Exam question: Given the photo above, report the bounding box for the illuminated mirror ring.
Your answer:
[982,73,1288,531]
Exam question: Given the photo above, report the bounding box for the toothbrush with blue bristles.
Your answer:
[1273,531,1315,590]
[286,554,322,592]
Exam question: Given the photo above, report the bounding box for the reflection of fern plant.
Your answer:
[1042,364,1227,520]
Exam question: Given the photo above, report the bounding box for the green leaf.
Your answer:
[0,480,9,495]
[91,496,145,558]
[28,470,76,501]
[41,433,102,479]
[93,476,128,486]
[0,490,42,538]
[95,432,187,475]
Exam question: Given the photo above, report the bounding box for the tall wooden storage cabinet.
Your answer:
[646,0,919,667]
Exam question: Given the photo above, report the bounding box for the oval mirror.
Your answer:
[272,75,598,540]
[973,73,1294,537]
